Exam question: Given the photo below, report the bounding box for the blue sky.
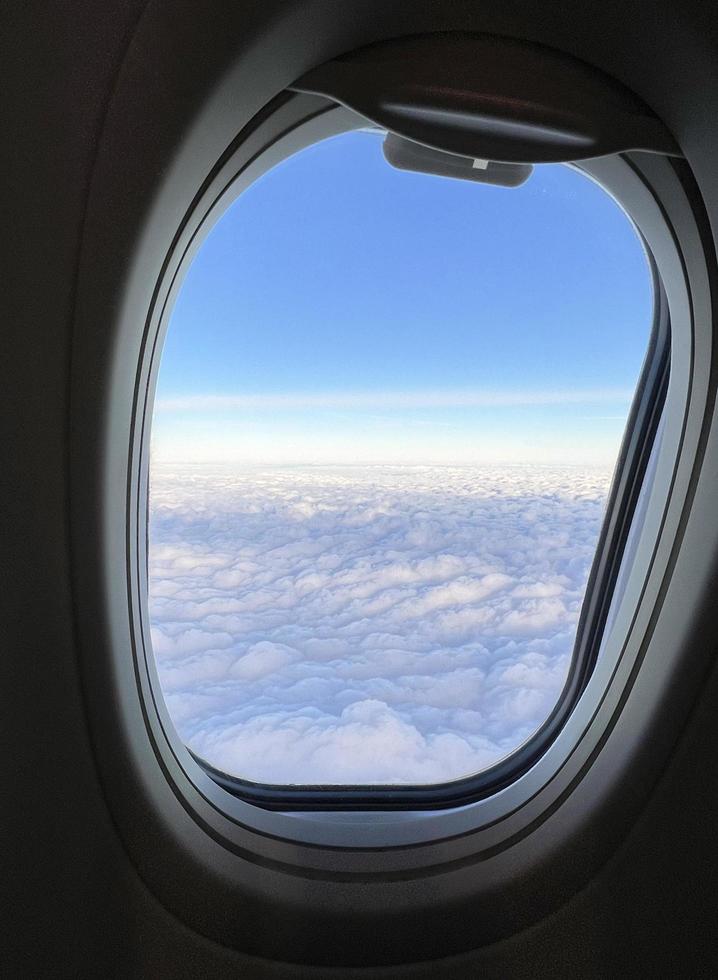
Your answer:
[153,130,653,466]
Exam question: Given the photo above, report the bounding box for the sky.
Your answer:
[152,130,653,467]
[149,130,653,786]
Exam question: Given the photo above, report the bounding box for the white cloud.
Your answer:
[156,387,633,414]
[148,463,610,785]
[229,641,300,680]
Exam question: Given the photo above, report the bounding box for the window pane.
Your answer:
[149,131,653,787]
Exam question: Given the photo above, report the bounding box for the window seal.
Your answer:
[125,92,701,849]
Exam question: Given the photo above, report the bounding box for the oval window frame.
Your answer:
[130,91,700,848]
[68,22,718,965]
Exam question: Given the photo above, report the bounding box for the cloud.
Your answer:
[229,641,301,680]
[155,387,633,414]
[149,463,610,785]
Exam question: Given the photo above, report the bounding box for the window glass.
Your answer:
[149,131,652,786]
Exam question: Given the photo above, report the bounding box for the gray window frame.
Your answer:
[129,93,696,836]
[66,11,718,963]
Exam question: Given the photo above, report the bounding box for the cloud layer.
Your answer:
[156,387,633,413]
[148,464,610,785]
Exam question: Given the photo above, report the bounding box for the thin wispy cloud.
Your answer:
[156,387,634,414]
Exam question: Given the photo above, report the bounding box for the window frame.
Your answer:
[129,91,694,841]
[144,111,670,810]
[67,10,718,962]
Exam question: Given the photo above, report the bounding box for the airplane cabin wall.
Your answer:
[2,1,718,976]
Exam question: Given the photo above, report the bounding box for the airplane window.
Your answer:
[148,130,653,792]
